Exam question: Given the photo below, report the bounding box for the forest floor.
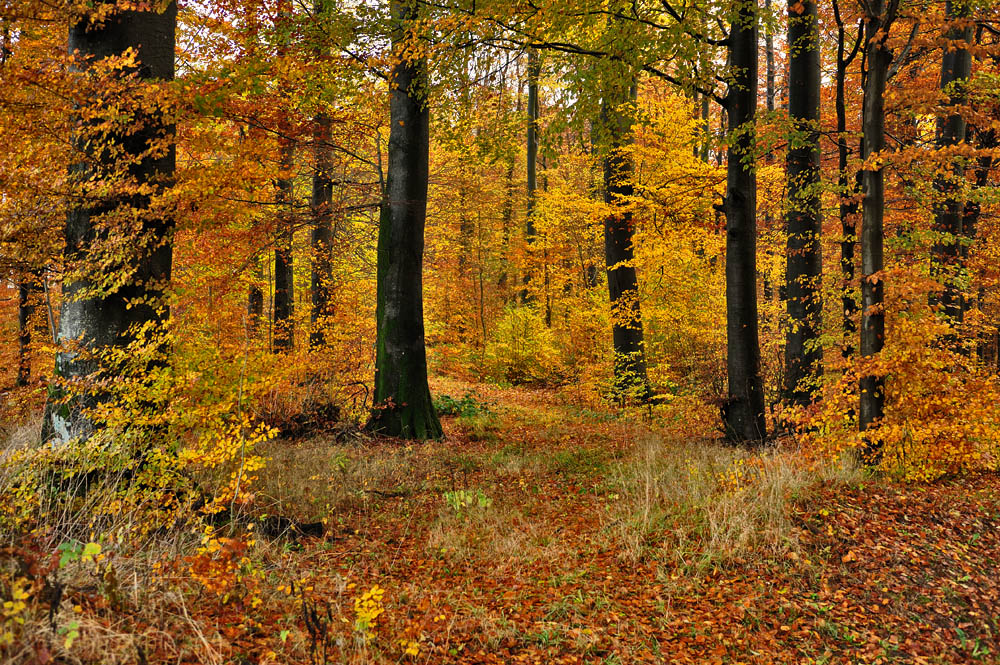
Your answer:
[5,377,1000,664]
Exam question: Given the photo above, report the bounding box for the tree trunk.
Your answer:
[602,78,651,401]
[43,1,177,444]
[765,0,776,114]
[834,1,862,358]
[930,0,973,323]
[310,112,334,348]
[273,139,295,352]
[783,0,823,405]
[723,0,766,443]
[859,0,899,447]
[522,47,540,303]
[366,0,442,440]
[16,277,34,387]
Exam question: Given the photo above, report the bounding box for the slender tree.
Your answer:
[858,0,901,446]
[273,139,296,351]
[310,0,334,348]
[930,0,974,323]
[522,47,540,304]
[44,1,177,443]
[833,0,863,358]
[16,277,34,386]
[602,76,651,400]
[722,0,766,443]
[310,112,334,347]
[783,0,823,405]
[367,0,442,439]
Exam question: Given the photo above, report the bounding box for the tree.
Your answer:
[43,1,177,443]
[602,75,652,400]
[858,0,901,446]
[833,0,863,358]
[367,0,442,439]
[722,0,766,443]
[930,0,974,324]
[783,0,823,405]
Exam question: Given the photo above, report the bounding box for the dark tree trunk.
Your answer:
[522,47,540,303]
[248,262,264,335]
[783,0,823,405]
[765,0,776,114]
[602,78,651,401]
[310,112,334,348]
[722,0,766,443]
[16,277,34,387]
[43,2,176,444]
[273,139,295,352]
[859,0,899,447]
[366,0,441,440]
[930,0,973,323]
[834,0,862,358]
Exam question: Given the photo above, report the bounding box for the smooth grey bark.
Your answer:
[722,0,766,443]
[602,78,651,401]
[930,0,974,323]
[783,0,823,405]
[859,0,900,447]
[43,1,177,443]
[366,0,441,440]
[310,112,334,348]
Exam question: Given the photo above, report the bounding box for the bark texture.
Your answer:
[43,1,176,444]
[783,0,823,405]
[723,0,766,443]
[367,0,442,440]
[859,0,899,444]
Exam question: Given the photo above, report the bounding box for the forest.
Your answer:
[1,0,1000,662]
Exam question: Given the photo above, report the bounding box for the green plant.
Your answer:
[443,488,492,516]
[433,392,491,418]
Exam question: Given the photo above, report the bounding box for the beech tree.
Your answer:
[783,0,823,405]
[43,1,177,443]
[722,0,766,443]
[858,0,901,445]
[930,0,974,324]
[367,0,442,439]
[602,75,651,400]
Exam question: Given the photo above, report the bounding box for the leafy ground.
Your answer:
[4,378,1000,664]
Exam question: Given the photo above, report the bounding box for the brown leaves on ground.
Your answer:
[6,380,1000,664]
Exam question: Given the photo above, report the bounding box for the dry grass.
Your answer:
[606,435,860,570]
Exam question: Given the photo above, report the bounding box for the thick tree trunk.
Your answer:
[783,0,823,405]
[723,0,766,443]
[930,0,973,323]
[273,139,295,352]
[43,2,176,444]
[859,0,898,446]
[310,112,334,347]
[366,0,441,440]
[602,78,651,401]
